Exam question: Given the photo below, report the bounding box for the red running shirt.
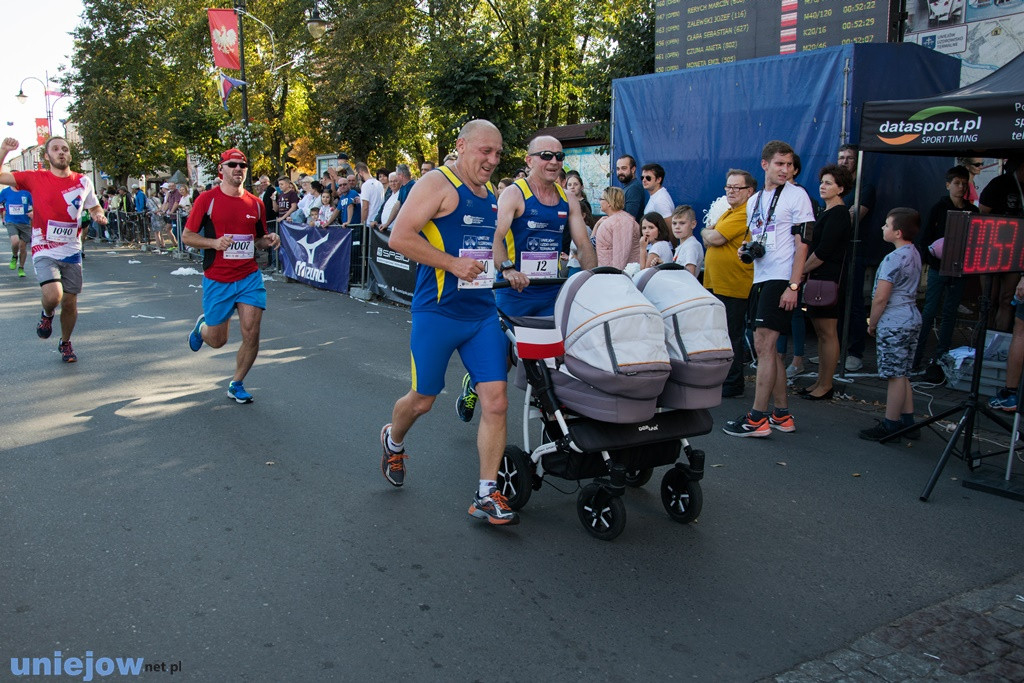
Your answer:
[185,186,267,283]
[12,170,99,262]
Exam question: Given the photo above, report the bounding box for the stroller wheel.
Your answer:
[624,467,654,488]
[577,483,626,541]
[661,467,702,524]
[497,446,534,510]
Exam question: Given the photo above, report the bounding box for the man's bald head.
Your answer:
[458,119,501,144]
[527,135,561,154]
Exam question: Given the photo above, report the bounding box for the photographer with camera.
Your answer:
[723,141,816,438]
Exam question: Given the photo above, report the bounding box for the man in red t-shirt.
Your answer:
[182,148,280,404]
[0,136,108,363]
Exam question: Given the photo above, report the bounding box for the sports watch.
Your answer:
[499,260,515,273]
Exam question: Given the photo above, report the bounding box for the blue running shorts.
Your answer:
[410,311,506,396]
[202,270,267,326]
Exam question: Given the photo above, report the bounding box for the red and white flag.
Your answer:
[515,326,564,360]
[781,12,797,28]
[208,9,241,71]
[781,0,797,11]
[35,118,50,146]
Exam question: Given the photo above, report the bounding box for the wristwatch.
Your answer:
[788,282,800,291]
[499,259,515,273]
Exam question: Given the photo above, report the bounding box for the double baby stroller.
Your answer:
[494,264,733,540]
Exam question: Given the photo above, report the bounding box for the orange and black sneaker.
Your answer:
[380,423,407,487]
[768,411,796,433]
[58,340,77,363]
[468,488,520,525]
[37,310,53,339]
[722,413,771,438]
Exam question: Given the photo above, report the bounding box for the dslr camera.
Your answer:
[739,241,765,264]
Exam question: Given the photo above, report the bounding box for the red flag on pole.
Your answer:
[35,118,50,146]
[207,8,241,70]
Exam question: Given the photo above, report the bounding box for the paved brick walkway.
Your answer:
[762,574,1024,681]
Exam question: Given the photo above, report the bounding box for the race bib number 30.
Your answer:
[46,220,78,244]
[520,251,558,278]
[225,234,255,260]
[458,248,493,289]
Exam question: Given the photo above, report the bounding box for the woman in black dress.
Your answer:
[799,164,854,400]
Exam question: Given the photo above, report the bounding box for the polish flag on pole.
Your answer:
[515,326,565,360]
[781,0,797,11]
[207,9,241,71]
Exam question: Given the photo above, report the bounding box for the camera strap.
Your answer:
[746,184,784,243]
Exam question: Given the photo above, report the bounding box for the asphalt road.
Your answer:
[2,248,1023,682]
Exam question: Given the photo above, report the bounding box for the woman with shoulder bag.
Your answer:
[797,164,853,400]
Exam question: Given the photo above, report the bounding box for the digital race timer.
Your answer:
[940,212,1024,277]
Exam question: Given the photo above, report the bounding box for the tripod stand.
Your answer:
[879,279,1017,500]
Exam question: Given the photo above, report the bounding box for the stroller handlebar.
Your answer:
[492,277,568,290]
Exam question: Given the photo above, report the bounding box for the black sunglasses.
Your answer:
[224,161,248,169]
[642,174,656,181]
[529,151,566,162]
[968,162,983,167]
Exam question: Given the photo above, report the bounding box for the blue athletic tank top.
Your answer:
[411,166,499,320]
[495,178,569,307]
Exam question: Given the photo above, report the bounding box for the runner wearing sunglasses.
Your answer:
[456,135,596,422]
[182,148,281,404]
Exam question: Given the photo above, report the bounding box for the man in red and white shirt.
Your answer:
[0,136,108,363]
[182,148,280,404]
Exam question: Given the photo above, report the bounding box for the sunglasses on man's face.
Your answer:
[529,151,566,162]
[224,161,248,169]
[642,174,655,181]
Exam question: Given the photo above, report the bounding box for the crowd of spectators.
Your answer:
[599,144,1024,442]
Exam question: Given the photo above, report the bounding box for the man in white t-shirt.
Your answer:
[723,140,815,439]
[356,162,384,226]
[641,163,675,218]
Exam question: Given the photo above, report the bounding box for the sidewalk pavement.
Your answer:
[762,573,1024,682]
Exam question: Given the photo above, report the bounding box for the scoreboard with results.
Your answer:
[656,0,900,72]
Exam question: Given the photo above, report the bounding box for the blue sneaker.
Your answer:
[988,388,1018,412]
[227,380,254,404]
[188,314,205,352]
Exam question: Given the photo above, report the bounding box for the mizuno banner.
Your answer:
[279,222,352,294]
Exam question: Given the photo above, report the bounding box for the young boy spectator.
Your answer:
[670,205,703,277]
[860,208,923,441]
[913,165,978,369]
[306,206,324,227]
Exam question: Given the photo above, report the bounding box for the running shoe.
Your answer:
[188,314,205,352]
[36,311,53,339]
[58,340,77,363]
[845,355,864,372]
[988,388,1018,412]
[455,373,477,423]
[468,488,520,525]
[227,380,254,404]
[768,411,796,433]
[17,268,25,277]
[785,364,804,379]
[9,256,16,270]
[380,423,407,487]
[722,413,771,438]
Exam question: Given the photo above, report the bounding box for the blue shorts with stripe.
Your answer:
[410,311,506,396]
[202,269,267,326]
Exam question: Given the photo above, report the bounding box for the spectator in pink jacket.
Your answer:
[593,186,644,269]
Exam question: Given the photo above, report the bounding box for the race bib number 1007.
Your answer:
[225,234,255,260]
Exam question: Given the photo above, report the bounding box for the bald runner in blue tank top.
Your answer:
[408,165,506,396]
[494,178,570,316]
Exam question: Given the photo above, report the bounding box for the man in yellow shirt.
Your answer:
[701,169,756,398]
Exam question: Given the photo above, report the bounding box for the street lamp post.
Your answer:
[16,71,65,139]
